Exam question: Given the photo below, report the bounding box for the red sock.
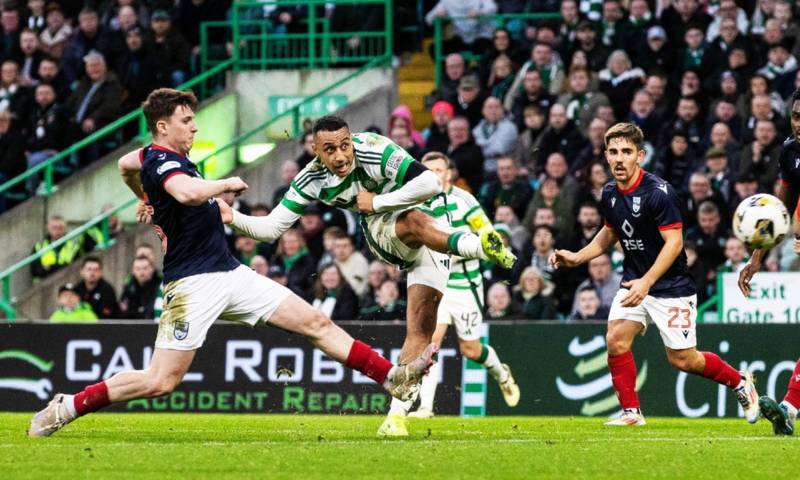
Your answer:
[783,358,800,409]
[345,340,392,385]
[73,381,110,416]
[701,352,742,389]
[608,352,640,409]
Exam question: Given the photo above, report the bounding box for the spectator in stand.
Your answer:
[149,9,189,84]
[116,26,159,111]
[389,120,423,160]
[452,74,485,128]
[686,200,729,272]
[660,0,712,50]
[0,6,22,64]
[424,0,497,56]
[702,148,734,204]
[574,20,610,73]
[61,8,106,85]
[359,279,406,320]
[566,202,602,253]
[556,0,580,55]
[717,236,748,275]
[18,29,44,86]
[39,3,71,60]
[659,96,704,151]
[102,5,142,62]
[598,0,634,51]
[523,224,557,281]
[74,256,120,319]
[512,266,556,321]
[472,96,518,175]
[25,82,67,193]
[635,25,676,76]
[558,66,610,136]
[494,205,528,252]
[535,103,586,174]
[36,56,69,101]
[678,24,707,75]
[598,49,645,120]
[271,228,316,298]
[295,130,315,169]
[739,119,782,193]
[101,0,149,34]
[0,60,32,128]
[570,253,620,314]
[654,130,698,193]
[572,118,608,178]
[0,109,25,212]
[270,159,299,209]
[742,93,786,144]
[478,156,533,220]
[514,104,546,173]
[332,230,369,296]
[27,0,46,33]
[508,41,564,97]
[50,282,98,323]
[431,53,466,104]
[683,172,730,231]
[31,215,99,279]
[707,122,740,168]
[250,254,268,276]
[119,255,162,320]
[486,54,515,104]
[480,27,525,86]
[543,151,579,207]
[738,74,783,122]
[310,263,359,321]
[234,235,260,266]
[66,51,122,158]
[569,286,609,322]
[360,260,387,310]
[575,160,610,207]
[446,115,484,193]
[728,172,759,213]
[628,89,660,144]
[523,176,573,239]
[706,0,749,42]
[423,100,453,154]
[484,282,520,320]
[388,104,425,151]
[758,41,799,99]
[506,68,553,131]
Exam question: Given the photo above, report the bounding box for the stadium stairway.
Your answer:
[10,86,396,319]
[397,38,435,131]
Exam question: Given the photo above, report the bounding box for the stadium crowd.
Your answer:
[23,0,800,321]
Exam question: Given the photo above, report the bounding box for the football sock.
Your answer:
[783,359,800,409]
[478,345,508,383]
[700,352,742,389]
[447,232,488,261]
[608,352,640,409]
[389,395,414,416]
[418,361,440,412]
[345,340,392,385]
[73,381,110,417]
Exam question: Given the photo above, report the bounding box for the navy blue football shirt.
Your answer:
[778,137,800,216]
[599,170,696,298]
[140,144,239,283]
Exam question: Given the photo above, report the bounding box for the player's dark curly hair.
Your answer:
[604,122,645,151]
[312,115,349,135]
[142,88,198,135]
[792,88,800,105]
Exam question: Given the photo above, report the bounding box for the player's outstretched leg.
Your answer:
[396,210,516,269]
[29,348,195,437]
[462,339,519,407]
[666,348,759,423]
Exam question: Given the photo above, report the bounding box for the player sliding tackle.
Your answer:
[28,90,432,437]
[551,122,759,426]
[219,116,516,436]
[738,89,800,436]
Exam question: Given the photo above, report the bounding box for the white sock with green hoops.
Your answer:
[447,232,489,260]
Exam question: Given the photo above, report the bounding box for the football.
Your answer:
[732,194,791,250]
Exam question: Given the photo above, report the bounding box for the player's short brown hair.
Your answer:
[604,122,645,151]
[142,88,198,135]
[421,151,449,164]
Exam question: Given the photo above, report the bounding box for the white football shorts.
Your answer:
[437,286,484,341]
[608,288,698,350]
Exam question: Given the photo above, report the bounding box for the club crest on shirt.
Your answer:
[632,196,641,217]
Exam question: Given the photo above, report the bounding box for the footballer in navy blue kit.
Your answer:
[740,89,800,436]
[550,122,758,427]
[28,89,434,438]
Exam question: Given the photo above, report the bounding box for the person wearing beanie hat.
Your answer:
[423,100,455,154]
[50,283,99,323]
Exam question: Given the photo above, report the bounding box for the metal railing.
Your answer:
[0,56,389,320]
[432,12,561,86]
[199,0,393,72]
[0,59,234,200]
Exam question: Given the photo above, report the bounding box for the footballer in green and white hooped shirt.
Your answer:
[220,116,517,428]
[382,152,520,428]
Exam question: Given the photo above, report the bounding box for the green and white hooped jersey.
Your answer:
[424,186,484,291]
[280,132,417,214]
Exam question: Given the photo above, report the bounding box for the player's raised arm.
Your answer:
[359,160,443,214]
[164,174,247,206]
[550,224,617,269]
[219,199,301,243]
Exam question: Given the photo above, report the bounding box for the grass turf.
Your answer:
[2,413,797,479]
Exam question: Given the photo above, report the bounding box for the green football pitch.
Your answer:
[1,413,797,479]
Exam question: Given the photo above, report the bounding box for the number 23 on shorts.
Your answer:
[667,307,691,328]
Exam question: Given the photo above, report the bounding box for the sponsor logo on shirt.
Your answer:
[156,161,181,175]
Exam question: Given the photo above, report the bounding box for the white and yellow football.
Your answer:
[732,193,791,250]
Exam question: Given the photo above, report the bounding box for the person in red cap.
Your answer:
[423,100,454,154]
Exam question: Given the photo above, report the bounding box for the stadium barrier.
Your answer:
[3,322,797,418]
